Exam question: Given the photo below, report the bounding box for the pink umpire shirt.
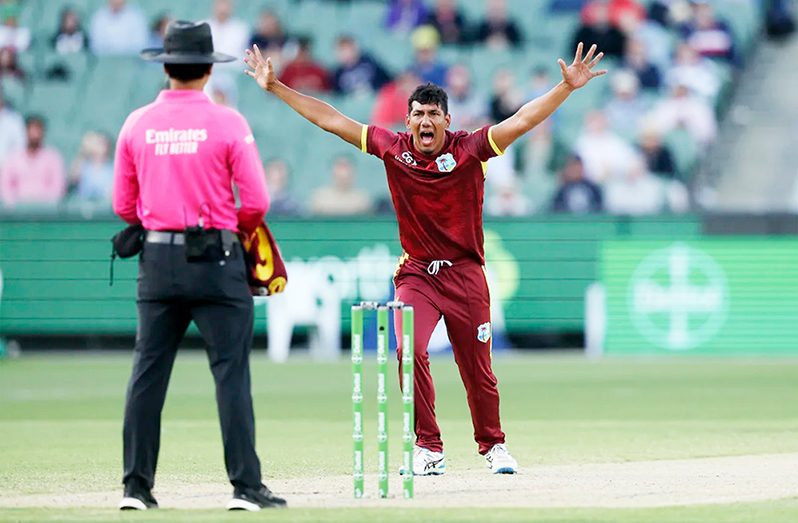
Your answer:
[113,89,269,233]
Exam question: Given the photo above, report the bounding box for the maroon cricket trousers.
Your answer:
[393,255,506,455]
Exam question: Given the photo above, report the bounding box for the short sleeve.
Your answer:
[362,124,398,159]
[460,125,504,162]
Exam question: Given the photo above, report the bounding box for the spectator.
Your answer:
[249,9,288,50]
[549,0,589,12]
[68,131,114,204]
[679,1,737,65]
[207,73,238,107]
[604,155,667,215]
[409,25,449,86]
[571,1,626,59]
[574,110,637,183]
[89,0,147,56]
[372,70,421,128]
[551,154,603,213]
[425,0,468,45]
[0,45,24,81]
[581,0,645,29]
[279,37,331,93]
[617,10,672,71]
[667,41,721,101]
[332,35,391,95]
[0,115,65,207]
[0,91,24,165]
[52,7,89,54]
[526,66,555,100]
[648,79,717,148]
[487,179,531,216]
[518,119,568,179]
[206,0,249,67]
[385,0,428,34]
[146,12,172,49]
[637,122,676,179]
[474,0,523,49]
[445,64,486,130]
[310,156,373,216]
[488,68,522,123]
[264,159,303,216]
[604,70,649,139]
[0,4,30,52]
[622,37,661,90]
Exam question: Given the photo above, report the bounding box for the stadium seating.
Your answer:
[4,0,764,209]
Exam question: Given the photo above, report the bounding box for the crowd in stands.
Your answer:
[0,0,768,216]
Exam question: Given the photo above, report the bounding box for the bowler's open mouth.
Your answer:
[420,131,434,147]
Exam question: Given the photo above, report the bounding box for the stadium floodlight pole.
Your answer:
[351,305,364,499]
[376,306,390,498]
[401,305,415,499]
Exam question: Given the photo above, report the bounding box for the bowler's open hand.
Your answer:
[244,44,276,92]
[559,42,607,91]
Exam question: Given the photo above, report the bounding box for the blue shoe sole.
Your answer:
[493,467,517,474]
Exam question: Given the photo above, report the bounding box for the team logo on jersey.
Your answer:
[477,322,492,343]
[435,153,457,172]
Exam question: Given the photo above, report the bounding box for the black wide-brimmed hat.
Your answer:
[140,20,236,64]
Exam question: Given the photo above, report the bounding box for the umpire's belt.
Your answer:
[145,230,240,245]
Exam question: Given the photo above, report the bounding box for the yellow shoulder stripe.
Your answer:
[487,126,504,156]
[360,124,368,153]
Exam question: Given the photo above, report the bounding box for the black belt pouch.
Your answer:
[185,226,224,262]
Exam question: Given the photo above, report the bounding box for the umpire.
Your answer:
[112,21,285,511]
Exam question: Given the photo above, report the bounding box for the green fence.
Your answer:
[0,215,701,337]
[602,239,798,356]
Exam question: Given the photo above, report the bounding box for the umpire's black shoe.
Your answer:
[119,485,159,510]
[226,485,287,511]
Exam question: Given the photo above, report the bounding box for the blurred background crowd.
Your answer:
[0,0,783,218]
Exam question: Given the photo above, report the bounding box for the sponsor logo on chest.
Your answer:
[394,151,418,166]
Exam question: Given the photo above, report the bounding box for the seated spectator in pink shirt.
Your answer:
[310,156,373,216]
[1,115,66,208]
[279,37,331,93]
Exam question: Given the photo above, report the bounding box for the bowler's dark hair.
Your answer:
[164,63,212,81]
[407,83,448,115]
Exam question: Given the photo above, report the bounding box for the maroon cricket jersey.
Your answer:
[362,125,503,264]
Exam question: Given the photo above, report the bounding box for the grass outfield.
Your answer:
[0,351,797,522]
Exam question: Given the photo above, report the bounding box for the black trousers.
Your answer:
[122,241,263,491]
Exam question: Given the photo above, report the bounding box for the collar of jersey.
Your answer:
[156,89,211,103]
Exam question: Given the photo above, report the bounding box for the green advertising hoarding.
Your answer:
[602,240,798,356]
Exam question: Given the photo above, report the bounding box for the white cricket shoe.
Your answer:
[400,445,446,476]
[485,443,518,474]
